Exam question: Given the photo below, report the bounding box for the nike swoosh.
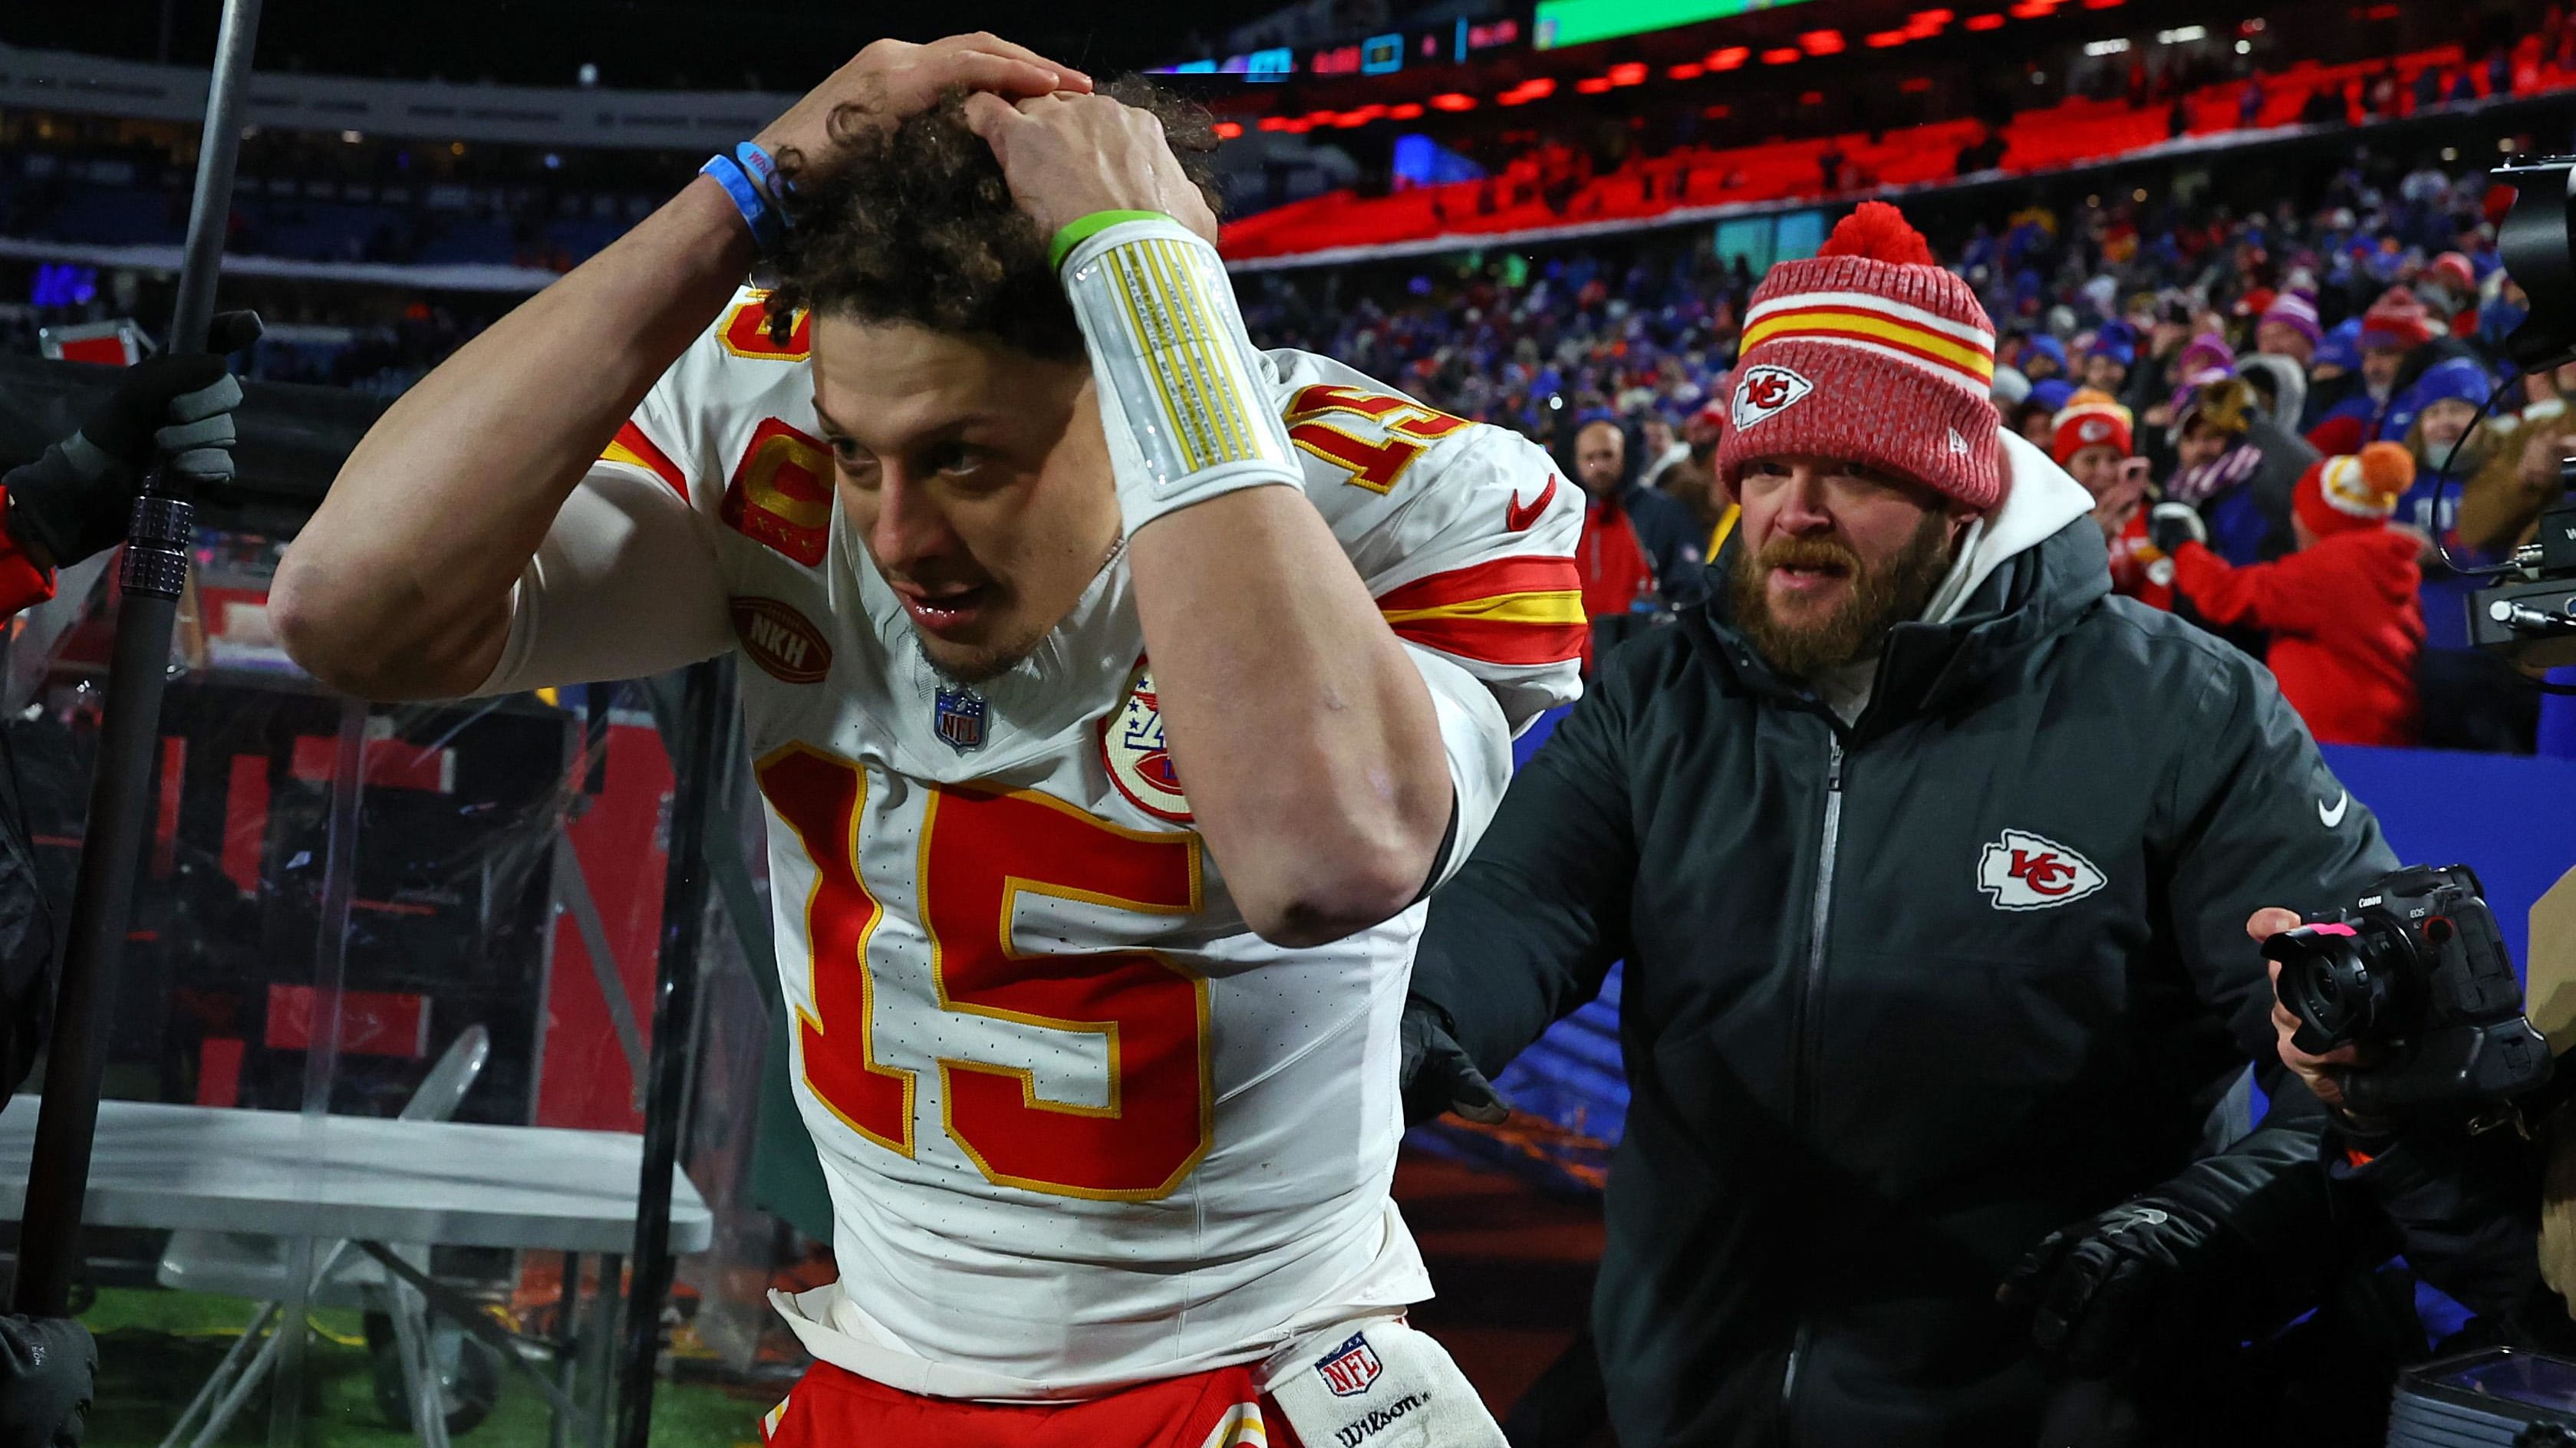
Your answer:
[1506,476,1560,533]
[2318,790,2349,828]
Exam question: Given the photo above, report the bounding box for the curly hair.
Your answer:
[766,83,1221,363]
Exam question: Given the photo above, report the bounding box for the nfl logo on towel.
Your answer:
[933,686,988,753]
[1314,1332,1382,1397]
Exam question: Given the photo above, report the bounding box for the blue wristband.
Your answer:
[700,152,783,255]
[733,141,792,219]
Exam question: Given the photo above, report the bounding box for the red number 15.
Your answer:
[759,747,1214,1202]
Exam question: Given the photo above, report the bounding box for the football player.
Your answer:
[273,37,1581,1448]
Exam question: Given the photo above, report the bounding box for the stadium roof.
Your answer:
[2,0,1277,92]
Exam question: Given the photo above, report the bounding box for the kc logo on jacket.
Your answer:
[1731,364,1813,430]
[1977,830,2107,910]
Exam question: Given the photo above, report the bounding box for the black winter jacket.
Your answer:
[1412,512,2400,1446]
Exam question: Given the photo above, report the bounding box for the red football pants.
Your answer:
[761,1360,1306,1448]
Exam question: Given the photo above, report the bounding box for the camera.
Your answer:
[2261,864,2553,1116]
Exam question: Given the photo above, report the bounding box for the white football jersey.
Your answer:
[484,288,1585,1397]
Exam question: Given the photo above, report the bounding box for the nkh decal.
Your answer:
[1731,364,1814,429]
[1976,829,2106,910]
[730,597,832,684]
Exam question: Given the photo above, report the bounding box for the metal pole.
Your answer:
[616,661,724,1446]
[12,0,262,1318]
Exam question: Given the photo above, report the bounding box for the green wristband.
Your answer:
[1050,210,1174,272]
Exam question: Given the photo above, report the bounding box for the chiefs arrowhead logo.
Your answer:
[1505,476,1559,532]
[1731,364,1814,430]
[2080,417,2113,443]
[1976,829,2107,911]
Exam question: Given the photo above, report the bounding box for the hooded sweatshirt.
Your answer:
[2169,528,2423,746]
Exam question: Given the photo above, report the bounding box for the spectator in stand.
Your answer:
[2309,288,2436,456]
[1570,418,1704,667]
[2081,321,2136,393]
[2389,354,2502,548]
[2459,364,2576,555]
[1656,400,1738,554]
[2423,250,2482,337]
[2012,377,2074,448]
[2255,291,2322,369]
[2168,375,2317,565]
[2151,443,2423,746]
[2238,353,2310,439]
[2018,334,2067,383]
[2053,389,2169,608]
[1637,412,1689,492]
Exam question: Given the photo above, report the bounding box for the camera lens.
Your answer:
[2266,924,2394,1053]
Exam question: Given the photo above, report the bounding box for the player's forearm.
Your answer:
[274,176,753,699]
[1130,489,1452,948]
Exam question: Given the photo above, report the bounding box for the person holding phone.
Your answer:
[2051,389,2170,610]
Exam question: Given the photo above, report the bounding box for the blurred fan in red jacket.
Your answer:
[2151,441,2423,746]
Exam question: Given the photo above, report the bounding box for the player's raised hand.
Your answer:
[964,90,1220,246]
[758,33,1090,174]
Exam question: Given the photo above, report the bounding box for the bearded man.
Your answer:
[1397,203,2397,1446]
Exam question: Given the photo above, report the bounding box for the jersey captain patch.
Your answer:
[721,417,834,567]
[1101,657,1191,823]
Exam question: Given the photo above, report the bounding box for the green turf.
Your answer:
[80,1288,767,1447]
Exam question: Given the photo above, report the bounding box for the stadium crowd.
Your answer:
[1240,136,2571,756]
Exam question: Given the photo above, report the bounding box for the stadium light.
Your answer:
[2008,0,2054,17]
[1258,116,1292,131]
[1575,76,1615,93]
[1214,120,1244,138]
[1866,30,1909,47]
[2155,24,2207,41]
[1668,61,1707,78]
[1707,45,1752,69]
[1761,46,1804,64]
[1799,29,1846,54]
[1608,61,1649,84]
[1428,91,1478,110]
[2084,38,2130,54]
[1965,12,2007,28]
[1388,102,1425,119]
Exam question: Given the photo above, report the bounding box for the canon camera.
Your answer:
[2261,865,2553,1116]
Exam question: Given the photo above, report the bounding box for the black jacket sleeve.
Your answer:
[1410,657,1639,1076]
[2157,645,2403,1312]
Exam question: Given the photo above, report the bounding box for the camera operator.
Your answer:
[0,311,257,1448]
[2254,900,2576,1354]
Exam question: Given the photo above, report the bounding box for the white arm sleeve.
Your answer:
[472,462,735,697]
[1408,643,1514,892]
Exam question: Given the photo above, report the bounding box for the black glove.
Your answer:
[1999,1119,2329,1380]
[0,1315,93,1448]
[1398,994,1510,1128]
[6,311,262,569]
[2145,501,2206,558]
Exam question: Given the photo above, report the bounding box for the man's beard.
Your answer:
[1729,510,1959,680]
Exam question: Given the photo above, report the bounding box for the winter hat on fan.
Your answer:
[2292,443,2412,538]
[1717,201,2001,510]
[2050,389,2134,466]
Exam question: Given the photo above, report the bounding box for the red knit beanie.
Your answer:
[2050,389,2133,466]
[2293,443,2413,538]
[1717,202,2002,511]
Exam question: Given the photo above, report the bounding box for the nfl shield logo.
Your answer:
[933,686,988,753]
[1313,1332,1382,1398]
